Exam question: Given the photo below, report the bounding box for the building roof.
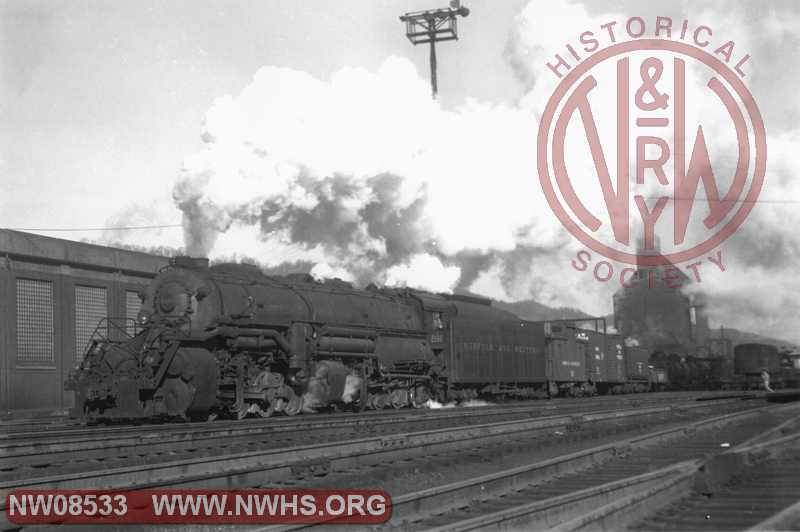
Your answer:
[0,229,169,276]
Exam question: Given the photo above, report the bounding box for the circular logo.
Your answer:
[538,39,766,267]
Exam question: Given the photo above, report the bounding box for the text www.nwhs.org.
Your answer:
[6,490,392,524]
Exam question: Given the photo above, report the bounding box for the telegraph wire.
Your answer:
[640,197,800,204]
[3,224,183,232]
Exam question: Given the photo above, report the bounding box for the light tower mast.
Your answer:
[399,0,470,99]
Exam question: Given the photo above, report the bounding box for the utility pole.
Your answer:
[399,0,470,99]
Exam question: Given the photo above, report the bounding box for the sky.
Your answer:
[2,0,800,343]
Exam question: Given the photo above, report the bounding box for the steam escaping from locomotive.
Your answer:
[171,55,605,311]
[173,178,233,257]
[425,399,456,409]
[341,374,362,404]
[425,398,492,409]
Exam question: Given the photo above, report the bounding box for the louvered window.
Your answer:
[16,279,55,366]
[125,290,141,336]
[75,285,107,362]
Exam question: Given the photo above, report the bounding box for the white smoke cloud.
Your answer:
[310,262,356,283]
[385,254,461,293]
[169,51,586,303]
[166,35,629,312]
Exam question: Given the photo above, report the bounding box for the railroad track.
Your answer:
[362,401,800,531]
[0,392,748,479]
[0,391,756,436]
[0,414,69,430]
[0,400,587,479]
[0,392,672,436]
[628,416,800,531]
[0,398,757,528]
[0,397,777,531]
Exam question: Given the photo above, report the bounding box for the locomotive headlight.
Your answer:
[137,309,151,325]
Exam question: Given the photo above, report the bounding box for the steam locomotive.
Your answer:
[66,257,663,421]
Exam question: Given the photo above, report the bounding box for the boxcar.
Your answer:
[545,323,587,392]
[733,343,782,375]
[446,297,548,399]
[734,343,793,389]
[449,318,547,386]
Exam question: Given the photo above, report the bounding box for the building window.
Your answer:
[125,290,142,336]
[16,278,55,366]
[75,285,107,362]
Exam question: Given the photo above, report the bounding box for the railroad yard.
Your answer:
[3,391,800,530]
[5,0,800,529]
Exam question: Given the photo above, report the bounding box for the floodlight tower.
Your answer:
[399,0,470,99]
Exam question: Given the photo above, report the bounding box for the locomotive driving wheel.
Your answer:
[160,377,195,416]
[257,402,275,418]
[282,387,302,416]
[390,388,408,409]
[410,383,429,408]
[284,397,302,416]
[234,397,247,420]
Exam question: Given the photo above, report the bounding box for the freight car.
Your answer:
[785,353,800,388]
[66,257,662,421]
[648,352,727,390]
[623,344,659,392]
[733,343,800,390]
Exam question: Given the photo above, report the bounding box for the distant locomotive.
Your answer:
[649,352,729,390]
[67,257,664,421]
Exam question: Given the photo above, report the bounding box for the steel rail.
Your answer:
[387,402,800,532]
[0,393,746,473]
[258,402,787,531]
[0,390,757,436]
[0,402,636,476]
[590,418,800,532]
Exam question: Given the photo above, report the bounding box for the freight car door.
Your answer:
[548,337,584,382]
[589,343,603,382]
[575,340,587,381]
